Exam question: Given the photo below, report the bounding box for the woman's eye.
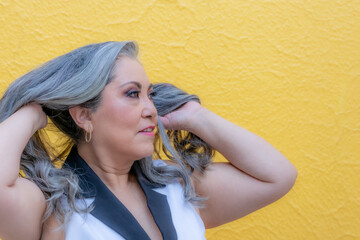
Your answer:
[127,91,139,98]
[148,91,156,100]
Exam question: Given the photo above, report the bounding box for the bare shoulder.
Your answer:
[41,213,65,240]
[0,177,46,240]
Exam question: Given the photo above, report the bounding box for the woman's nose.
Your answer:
[141,98,157,119]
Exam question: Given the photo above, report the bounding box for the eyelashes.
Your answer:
[126,89,156,100]
[148,91,156,99]
[126,90,140,98]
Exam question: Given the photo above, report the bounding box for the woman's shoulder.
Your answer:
[41,213,66,240]
[0,177,46,240]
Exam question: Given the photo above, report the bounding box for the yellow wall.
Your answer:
[0,1,359,239]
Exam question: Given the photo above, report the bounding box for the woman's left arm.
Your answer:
[160,101,297,228]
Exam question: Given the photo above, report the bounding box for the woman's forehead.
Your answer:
[109,57,151,88]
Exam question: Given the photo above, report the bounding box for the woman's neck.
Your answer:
[77,143,137,191]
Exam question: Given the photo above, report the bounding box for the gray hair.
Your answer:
[0,41,213,226]
[148,83,214,204]
[152,83,214,174]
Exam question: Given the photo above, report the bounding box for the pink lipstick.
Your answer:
[139,126,155,136]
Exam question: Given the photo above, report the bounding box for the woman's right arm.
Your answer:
[0,104,47,240]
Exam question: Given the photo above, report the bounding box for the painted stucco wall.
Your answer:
[0,1,359,239]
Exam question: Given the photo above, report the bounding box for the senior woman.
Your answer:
[0,41,297,240]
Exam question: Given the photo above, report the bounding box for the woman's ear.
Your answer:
[68,106,92,130]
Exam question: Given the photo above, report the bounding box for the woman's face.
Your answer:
[89,56,158,161]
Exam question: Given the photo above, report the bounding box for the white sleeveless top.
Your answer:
[64,147,206,240]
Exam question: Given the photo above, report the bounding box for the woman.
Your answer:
[0,41,297,240]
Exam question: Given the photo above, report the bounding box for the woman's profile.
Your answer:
[0,41,297,240]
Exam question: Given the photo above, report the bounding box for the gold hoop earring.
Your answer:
[85,125,92,143]
[85,131,92,143]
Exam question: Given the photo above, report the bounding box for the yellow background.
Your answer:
[0,0,359,239]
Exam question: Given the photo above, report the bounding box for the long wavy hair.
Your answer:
[0,41,214,226]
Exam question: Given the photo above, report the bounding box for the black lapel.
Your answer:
[64,147,177,240]
[133,162,178,240]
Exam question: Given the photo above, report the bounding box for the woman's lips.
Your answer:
[139,126,155,136]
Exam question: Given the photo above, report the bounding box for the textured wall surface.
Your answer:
[0,1,359,239]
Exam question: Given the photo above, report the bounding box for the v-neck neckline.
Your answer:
[64,147,178,240]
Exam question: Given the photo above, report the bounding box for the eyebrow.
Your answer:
[119,81,153,90]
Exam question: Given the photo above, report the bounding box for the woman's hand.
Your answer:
[20,103,48,131]
[159,101,204,132]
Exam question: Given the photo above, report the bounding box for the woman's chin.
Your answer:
[135,147,154,160]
